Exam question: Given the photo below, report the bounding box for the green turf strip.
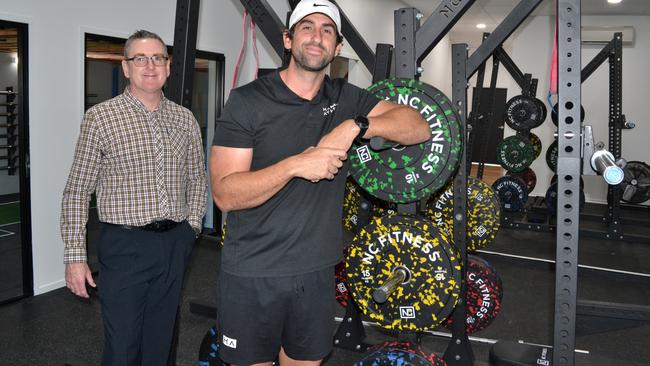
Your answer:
[0,201,20,225]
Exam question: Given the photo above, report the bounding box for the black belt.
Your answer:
[105,220,182,232]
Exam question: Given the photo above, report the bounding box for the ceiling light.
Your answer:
[608,0,622,4]
[476,23,487,29]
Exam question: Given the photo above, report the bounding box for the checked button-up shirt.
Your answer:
[61,88,207,263]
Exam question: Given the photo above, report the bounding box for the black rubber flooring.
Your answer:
[1,219,649,365]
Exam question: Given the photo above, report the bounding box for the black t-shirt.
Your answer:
[213,70,380,277]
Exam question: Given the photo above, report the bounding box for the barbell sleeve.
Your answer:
[590,149,624,185]
[372,267,408,304]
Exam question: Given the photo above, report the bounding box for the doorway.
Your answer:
[0,20,32,304]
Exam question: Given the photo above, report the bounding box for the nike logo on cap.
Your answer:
[313,3,329,7]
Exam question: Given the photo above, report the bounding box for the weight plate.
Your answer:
[445,255,503,333]
[425,177,501,252]
[346,214,461,331]
[335,246,352,308]
[354,341,446,366]
[198,326,229,366]
[493,176,529,212]
[536,99,548,125]
[343,178,372,237]
[546,140,558,172]
[506,168,537,193]
[496,135,535,173]
[504,95,545,130]
[350,78,462,203]
[527,132,542,159]
[621,161,650,204]
[551,103,585,126]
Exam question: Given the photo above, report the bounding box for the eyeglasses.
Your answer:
[125,55,169,67]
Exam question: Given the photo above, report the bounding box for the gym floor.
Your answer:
[0,211,649,365]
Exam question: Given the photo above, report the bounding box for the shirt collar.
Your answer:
[123,86,168,113]
[271,69,329,105]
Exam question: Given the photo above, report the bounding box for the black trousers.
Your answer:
[97,221,195,366]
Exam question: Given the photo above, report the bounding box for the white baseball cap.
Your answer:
[288,0,342,37]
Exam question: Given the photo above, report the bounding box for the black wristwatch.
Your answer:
[354,115,370,140]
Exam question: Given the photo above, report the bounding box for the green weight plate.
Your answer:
[346,214,461,331]
[424,177,501,252]
[546,140,558,172]
[504,95,544,131]
[350,78,462,203]
[496,135,535,173]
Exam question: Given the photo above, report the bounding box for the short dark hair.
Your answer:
[124,30,167,58]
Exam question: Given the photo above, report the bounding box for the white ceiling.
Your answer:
[400,0,650,35]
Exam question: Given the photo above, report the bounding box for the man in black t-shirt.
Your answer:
[210,1,431,365]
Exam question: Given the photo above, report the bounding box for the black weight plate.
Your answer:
[493,176,529,212]
[546,140,558,172]
[198,326,229,366]
[504,95,544,130]
[350,78,462,203]
[545,182,586,214]
[425,177,501,252]
[445,255,503,333]
[496,135,535,173]
[621,161,650,204]
[506,168,537,193]
[536,99,548,125]
[551,103,585,126]
[346,214,461,331]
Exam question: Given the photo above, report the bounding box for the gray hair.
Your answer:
[124,30,167,58]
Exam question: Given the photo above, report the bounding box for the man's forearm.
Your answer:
[366,106,431,145]
[212,157,297,212]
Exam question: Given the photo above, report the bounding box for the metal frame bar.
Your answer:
[167,0,200,109]
[554,1,581,364]
[444,43,473,366]
[331,0,376,72]
[466,0,544,78]
[415,0,476,63]
[605,34,623,237]
[394,8,419,78]
[372,44,393,83]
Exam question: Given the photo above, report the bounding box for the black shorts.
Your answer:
[216,267,336,365]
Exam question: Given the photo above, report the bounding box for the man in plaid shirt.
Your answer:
[60,29,206,365]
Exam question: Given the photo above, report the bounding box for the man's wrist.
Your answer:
[353,115,369,140]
